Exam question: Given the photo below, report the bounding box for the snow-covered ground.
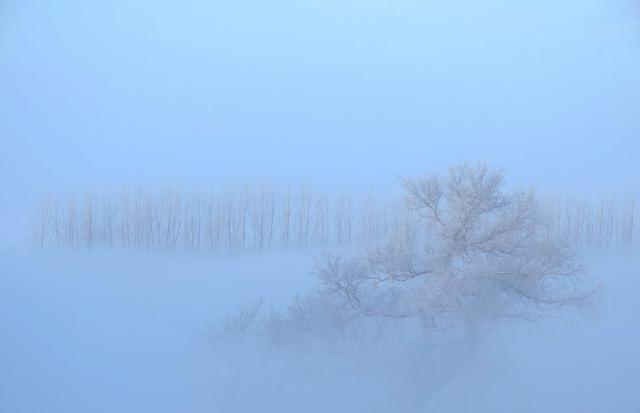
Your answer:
[1,247,638,412]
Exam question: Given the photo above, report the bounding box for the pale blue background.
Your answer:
[1,0,639,244]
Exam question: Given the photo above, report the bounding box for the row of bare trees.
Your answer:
[542,195,638,247]
[30,185,406,251]
[30,184,639,251]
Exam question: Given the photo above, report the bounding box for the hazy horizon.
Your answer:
[2,0,640,246]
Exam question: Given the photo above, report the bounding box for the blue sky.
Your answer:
[1,0,639,242]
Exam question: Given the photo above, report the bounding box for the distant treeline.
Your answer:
[31,185,405,251]
[542,195,637,248]
[31,185,638,251]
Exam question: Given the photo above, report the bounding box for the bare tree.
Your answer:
[65,194,78,248]
[283,164,599,341]
[32,195,52,249]
[279,186,292,248]
[100,194,116,248]
[251,184,275,249]
[81,192,94,248]
[295,186,312,246]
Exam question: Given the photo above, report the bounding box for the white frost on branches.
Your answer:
[257,164,601,350]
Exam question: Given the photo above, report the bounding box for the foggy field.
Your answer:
[1,248,638,413]
[2,0,640,411]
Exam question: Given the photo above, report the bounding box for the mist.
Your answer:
[1,0,640,411]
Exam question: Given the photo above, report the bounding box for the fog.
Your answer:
[1,0,639,411]
[1,250,639,412]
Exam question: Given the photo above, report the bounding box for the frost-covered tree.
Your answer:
[275,164,600,346]
[213,165,601,411]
